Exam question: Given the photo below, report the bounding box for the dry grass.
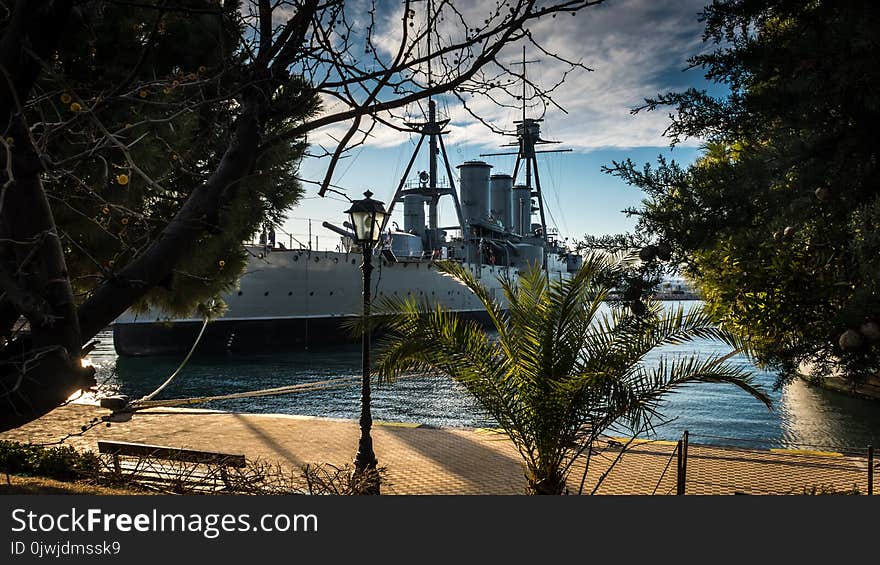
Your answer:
[228,459,388,495]
[1,460,387,496]
[0,475,147,495]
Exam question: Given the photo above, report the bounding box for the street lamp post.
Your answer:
[345,190,388,494]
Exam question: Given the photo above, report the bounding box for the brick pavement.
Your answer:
[1,404,873,495]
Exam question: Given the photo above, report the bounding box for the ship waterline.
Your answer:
[114,310,495,356]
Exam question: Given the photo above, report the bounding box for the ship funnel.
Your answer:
[403,194,427,237]
[512,184,532,236]
[457,160,492,226]
[490,173,513,230]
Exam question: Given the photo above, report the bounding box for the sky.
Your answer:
[282,0,715,251]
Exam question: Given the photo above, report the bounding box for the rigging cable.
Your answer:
[336,139,366,182]
[540,122,569,236]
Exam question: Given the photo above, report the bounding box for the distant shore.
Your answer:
[606,293,701,301]
[804,372,880,401]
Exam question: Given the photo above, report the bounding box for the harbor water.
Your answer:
[85,302,880,451]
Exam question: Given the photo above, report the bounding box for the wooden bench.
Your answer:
[97,440,247,492]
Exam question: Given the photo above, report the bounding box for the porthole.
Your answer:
[288,291,293,296]
[293,255,299,261]
[314,256,320,262]
[237,291,243,296]
[352,259,356,264]
[309,291,314,296]
[264,291,269,296]
[333,258,339,263]
[329,291,334,296]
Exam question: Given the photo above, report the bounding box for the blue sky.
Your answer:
[282,0,714,250]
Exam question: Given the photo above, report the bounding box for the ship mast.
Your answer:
[381,0,465,250]
[481,46,571,249]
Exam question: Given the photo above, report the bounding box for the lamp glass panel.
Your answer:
[350,211,382,243]
[371,211,387,241]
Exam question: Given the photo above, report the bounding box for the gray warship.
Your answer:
[113,95,582,356]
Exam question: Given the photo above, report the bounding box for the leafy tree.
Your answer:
[574,233,673,315]
[607,1,880,384]
[0,0,609,431]
[374,256,769,495]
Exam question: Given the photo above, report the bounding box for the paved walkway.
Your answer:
[1,404,873,495]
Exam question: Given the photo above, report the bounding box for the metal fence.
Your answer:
[576,432,877,495]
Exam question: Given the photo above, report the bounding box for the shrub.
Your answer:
[0,441,100,482]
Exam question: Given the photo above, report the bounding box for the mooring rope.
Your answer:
[123,373,422,412]
[132,375,362,410]
[132,316,210,405]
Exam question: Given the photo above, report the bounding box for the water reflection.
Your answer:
[778,378,880,450]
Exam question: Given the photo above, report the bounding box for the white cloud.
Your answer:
[306,0,710,154]
[520,0,709,150]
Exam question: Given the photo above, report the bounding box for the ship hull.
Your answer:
[113,310,494,356]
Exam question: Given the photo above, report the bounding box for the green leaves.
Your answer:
[615,1,880,383]
[374,255,769,494]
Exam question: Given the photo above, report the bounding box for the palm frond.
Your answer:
[373,295,532,451]
[610,353,772,434]
[432,261,516,360]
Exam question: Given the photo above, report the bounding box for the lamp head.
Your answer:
[345,190,388,244]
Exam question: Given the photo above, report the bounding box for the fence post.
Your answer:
[682,430,689,495]
[869,445,874,496]
[676,439,683,495]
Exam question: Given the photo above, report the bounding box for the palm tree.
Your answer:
[374,253,771,495]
